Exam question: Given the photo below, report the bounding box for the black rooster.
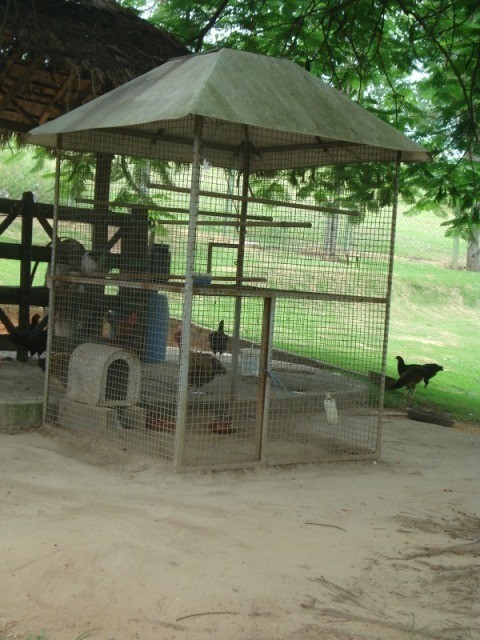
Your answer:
[390,365,430,396]
[29,313,41,331]
[396,355,443,387]
[209,320,228,357]
[9,315,48,359]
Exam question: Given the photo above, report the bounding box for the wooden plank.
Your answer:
[0,211,19,235]
[35,213,54,239]
[75,197,273,221]
[0,334,17,350]
[147,220,312,228]
[0,286,49,306]
[148,182,360,217]
[0,243,21,259]
[0,243,51,262]
[52,275,386,304]
[18,192,34,360]
[255,296,275,461]
[0,307,16,334]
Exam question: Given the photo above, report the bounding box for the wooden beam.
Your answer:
[35,213,54,239]
[148,219,312,228]
[0,57,42,118]
[207,242,239,272]
[75,197,273,221]
[38,74,74,126]
[0,242,51,261]
[0,286,49,306]
[256,296,275,462]
[0,306,16,334]
[148,182,360,216]
[52,275,386,304]
[0,212,19,235]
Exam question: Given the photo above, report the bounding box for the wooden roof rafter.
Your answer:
[0,0,189,139]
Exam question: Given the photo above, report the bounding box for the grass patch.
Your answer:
[0,191,478,424]
[386,260,480,423]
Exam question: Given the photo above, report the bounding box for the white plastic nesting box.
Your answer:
[66,343,141,407]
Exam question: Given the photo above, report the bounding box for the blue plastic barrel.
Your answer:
[142,292,169,363]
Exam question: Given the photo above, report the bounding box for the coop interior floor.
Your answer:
[0,347,368,398]
[143,347,370,403]
[0,348,373,445]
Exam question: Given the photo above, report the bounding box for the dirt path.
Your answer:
[1,416,479,640]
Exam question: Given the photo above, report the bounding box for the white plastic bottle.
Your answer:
[324,393,339,425]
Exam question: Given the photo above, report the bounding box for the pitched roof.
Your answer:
[28,48,430,169]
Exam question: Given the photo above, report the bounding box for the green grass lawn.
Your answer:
[1,204,478,423]
[385,259,480,422]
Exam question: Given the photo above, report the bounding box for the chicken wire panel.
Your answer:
[147,143,395,300]
[44,282,181,461]
[177,295,264,469]
[43,119,396,469]
[262,298,384,464]
[44,141,197,460]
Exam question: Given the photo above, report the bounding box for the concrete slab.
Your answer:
[0,357,45,431]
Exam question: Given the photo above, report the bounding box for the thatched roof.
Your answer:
[0,0,189,137]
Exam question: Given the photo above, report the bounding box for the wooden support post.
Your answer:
[88,153,113,339]
[230,139,252,397]
[92,153,113,251]
[119,206,149,351]
[255,295,275,462]
[377,155,402,459]
[17,191,34,361]
[175,115,203,472]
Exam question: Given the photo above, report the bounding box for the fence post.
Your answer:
[18,191,34,361]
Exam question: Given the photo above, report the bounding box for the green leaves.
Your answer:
[120,0,480,248]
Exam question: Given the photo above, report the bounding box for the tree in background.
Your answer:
[123,0,479,269]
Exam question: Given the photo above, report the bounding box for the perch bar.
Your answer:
[148,182,360,216]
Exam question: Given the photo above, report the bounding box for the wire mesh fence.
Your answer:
[39,120,399,471]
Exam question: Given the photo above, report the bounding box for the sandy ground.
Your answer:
[0,416,479,640]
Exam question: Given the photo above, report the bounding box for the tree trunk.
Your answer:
[451,236,460,270]
[324,214,339,256]
[466,228,480,272]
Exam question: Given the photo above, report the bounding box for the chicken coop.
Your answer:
[28,49,429,471]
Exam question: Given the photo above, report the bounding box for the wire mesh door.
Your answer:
[174,294,267,470]
[262,297,384,464]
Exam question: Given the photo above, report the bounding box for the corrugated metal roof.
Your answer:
[27,48,430,169]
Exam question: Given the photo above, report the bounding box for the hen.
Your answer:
[395,355,443,387]
[188,352,226,389]
[390,365,429,396]
[209,320,228,357]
